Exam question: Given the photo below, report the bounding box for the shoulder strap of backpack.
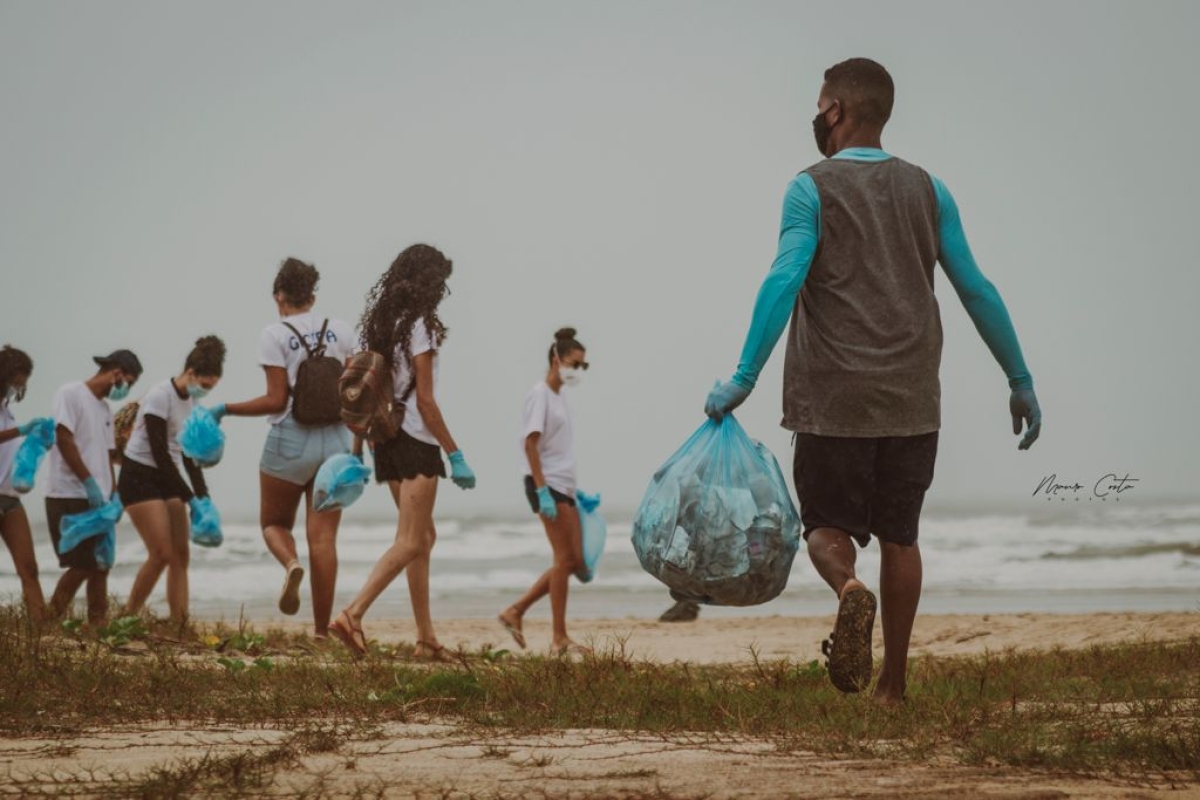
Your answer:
[281,322,315,359]
[312,319,330,358]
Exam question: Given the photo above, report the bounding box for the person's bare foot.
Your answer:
[498,607,526,649]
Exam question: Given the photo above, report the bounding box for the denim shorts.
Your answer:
[260,415,351,487]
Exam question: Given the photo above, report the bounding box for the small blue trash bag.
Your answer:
[574,491,607,583]
[312,454,372,512]
[189,496,223,547]
[59,495,123,571]
[12,417,56,494]
[631,414,801,606]
[178,407,225,467]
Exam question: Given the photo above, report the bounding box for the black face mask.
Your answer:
[812,104,836,157]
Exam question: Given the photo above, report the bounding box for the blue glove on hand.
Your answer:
[83,476,106,509]
[575,489,601,514]
[535,485,558,520]
[209,403,227,423]
[704,378,752,421]
[1010,389,1042,450]
[447,450,476,490]
[17,417,51,437]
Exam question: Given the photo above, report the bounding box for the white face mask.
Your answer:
[4,387,16,405]
[560,367,583,387]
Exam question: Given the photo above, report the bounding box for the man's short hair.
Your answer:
[824,58,894,128]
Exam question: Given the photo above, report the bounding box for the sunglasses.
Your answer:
[561,358,589,371]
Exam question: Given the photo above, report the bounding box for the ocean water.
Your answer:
[1,500,1197,622]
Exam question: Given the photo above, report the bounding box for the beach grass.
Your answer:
[1,604,1197,793]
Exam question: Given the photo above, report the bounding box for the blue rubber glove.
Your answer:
[535,485,558,520]
[704,379,752,422]
[209,403,227,423]
[82,476,106,509]
[447,450,476,490]
[575,489,601,514]
[17,417,51,437]
[1010,389,1042,450]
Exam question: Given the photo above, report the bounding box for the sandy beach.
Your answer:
[4,611,1197,798]
[333,610,1200,663]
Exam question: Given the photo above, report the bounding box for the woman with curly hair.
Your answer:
[329,244,476,661]
[210,258,357,637]
[498,328,593,655]
[0,346,52,621]
[119,336,225,623]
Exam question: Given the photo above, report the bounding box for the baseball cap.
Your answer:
[93,349,144,378]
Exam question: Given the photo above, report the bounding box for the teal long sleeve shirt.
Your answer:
[732,147,1033,392]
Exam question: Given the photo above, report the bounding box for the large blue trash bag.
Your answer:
[12,417,56,494]
[574,492,607,584]
[178,407,225,467]
[189,496,223,547]
[59,495,123,571]
[312,454,372,512]
[631,415,801,606]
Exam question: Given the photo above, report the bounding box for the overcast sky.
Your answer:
[2,1,1196,519]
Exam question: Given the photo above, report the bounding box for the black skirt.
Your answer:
[373,428,446,483]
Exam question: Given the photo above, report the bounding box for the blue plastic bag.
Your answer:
[59,495,123,571]
[312,454,372,512]
[189,496,223,547]
[178,407,225,467]
[574,501,607,584]
[12,417,55,494]
[631,415,801,606]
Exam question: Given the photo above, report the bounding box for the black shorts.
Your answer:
[373,428,446,483]
[45,497,102,571]
[523,475,576,514]
[118,458,189,506]
[793,431,938,548]
[0,495,22,517]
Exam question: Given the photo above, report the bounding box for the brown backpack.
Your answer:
[282,320,345,426]
[339,351,412,443]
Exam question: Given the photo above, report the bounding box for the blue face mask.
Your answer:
[187,384,209,400]
[109,381,130,402]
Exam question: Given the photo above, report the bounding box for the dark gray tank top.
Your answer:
[782,156,942,437]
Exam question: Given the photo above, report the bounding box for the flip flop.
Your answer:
[823,587,876,694]
[550,641,592,657]
[328,611,369,659]
[278,562,305,616]
[497,614,527,650]
[415,640,454,663]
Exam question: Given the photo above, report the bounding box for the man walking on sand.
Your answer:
[705,58,1041,703]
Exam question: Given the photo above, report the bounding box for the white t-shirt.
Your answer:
[123,379,194,470]
[47,382,115,499]
[520,381,576,496]
[258,311,357,425]
[392,318,441,446]
[0,403,18,497]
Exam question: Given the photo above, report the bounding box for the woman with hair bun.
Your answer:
[209,258,357,637]
[330,244,475,661]
[498,328,592,655]
[119,335,226,622]
[0,345,51,621]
